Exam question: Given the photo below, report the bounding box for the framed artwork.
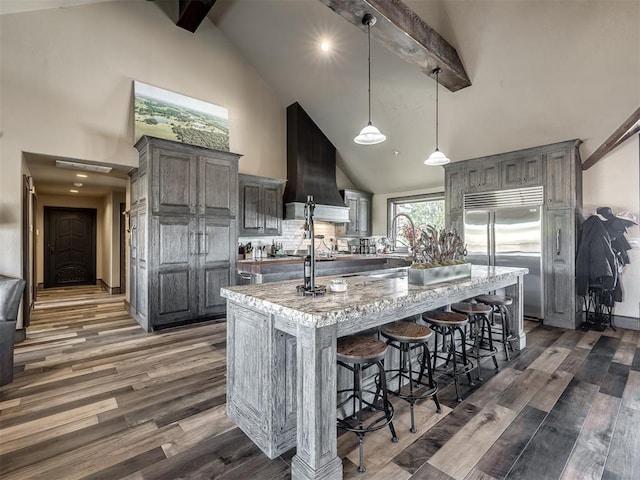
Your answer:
[134,81,229,151]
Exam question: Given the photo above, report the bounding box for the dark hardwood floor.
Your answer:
[1,294,639,479]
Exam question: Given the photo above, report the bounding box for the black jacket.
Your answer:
[576,216,618,297]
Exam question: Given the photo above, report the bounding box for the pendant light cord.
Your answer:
[367,20,372,125]
[434,67,440,150]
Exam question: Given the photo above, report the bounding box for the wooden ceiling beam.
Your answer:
[318,0,471,92]
[176,0,217,33]
[582,106,640,170]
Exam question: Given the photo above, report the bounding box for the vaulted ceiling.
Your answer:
[209,0,640,194]
[4,0,639,196]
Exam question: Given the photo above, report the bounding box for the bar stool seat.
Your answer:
[422,311,474,402]
[475,295,516,360]
[451,302,499,380]
[337,336,398,473]
[380,322,441,433]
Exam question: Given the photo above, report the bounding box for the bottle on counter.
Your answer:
[303,245,312,290]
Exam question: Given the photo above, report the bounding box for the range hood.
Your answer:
[283,102,350,223]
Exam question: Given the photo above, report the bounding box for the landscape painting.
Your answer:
[134,81,229,151]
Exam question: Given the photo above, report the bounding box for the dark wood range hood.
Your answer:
[283,102,350,223]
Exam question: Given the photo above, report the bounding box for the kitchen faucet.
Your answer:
[391,213,417,263]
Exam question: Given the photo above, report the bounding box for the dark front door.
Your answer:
[44,207,97,288]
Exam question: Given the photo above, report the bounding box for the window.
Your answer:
[387,193,445,250]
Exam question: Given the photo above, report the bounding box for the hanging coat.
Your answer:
[576,216,618,297]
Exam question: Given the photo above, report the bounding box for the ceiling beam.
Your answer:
[318,0,471,92]
[176,0,217,33]
[582,106,640,170]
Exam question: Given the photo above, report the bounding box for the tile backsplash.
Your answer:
[238,220,338,255]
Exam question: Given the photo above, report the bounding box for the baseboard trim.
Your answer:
[613,315,640,331]
[97,279,121,295]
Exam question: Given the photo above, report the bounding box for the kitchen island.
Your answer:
[221,265,528,480]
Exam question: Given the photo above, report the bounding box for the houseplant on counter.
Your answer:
[409,226,470,285]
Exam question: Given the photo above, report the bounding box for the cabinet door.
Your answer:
[151,148,197,215]
[152,215,197,326]
[466,163,499,192]
[129,211,138,313]
[445,167,464,211]
[447,210,464,237]
[199,155,238,217]
[357,196,371,236]
[239,181,262,235]
[199,217,235,317]
[521,155,543,186]
[545,150,573,208]
[345,195,359,236]
[502,155,543,188]
[543,208,578,328]
[262,184,283,235]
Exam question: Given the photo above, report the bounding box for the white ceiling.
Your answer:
[210,0,640,194]
[8,0,640,196]
[25,152,128,198]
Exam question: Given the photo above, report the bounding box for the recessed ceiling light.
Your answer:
[69,189,79,193]
[76,173,88,178]
[74,182,83,187]
[320,41,330,52]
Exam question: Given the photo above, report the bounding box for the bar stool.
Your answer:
[450,302,499,381]
[422,311,474,402]
[475,295,516,360]
[379,321,441,433]
[337,335,398,473]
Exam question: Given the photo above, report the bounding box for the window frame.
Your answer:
[387,192,445,250]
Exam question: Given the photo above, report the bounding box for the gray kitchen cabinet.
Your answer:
[466,161,500,192]
[502,155,543,188]
[544,208,579,328]
[445,164,465,212]
[128,136,241,331]
[545,149,582,208]
[238,174,285,236]
[336,189,372,237]
[444,139,583,329]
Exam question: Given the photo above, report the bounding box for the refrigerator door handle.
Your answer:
[556,228,561,256]
[489,211,496,266]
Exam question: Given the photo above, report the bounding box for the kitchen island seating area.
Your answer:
[222,265,528,480]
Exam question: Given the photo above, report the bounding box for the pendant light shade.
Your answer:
[424,67,450,165]
[354,14,386,145]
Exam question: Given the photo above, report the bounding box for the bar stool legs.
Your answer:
[423,311,474,402]
[475,295,516,361]
[336,336,398,473]
[379,322,441,433]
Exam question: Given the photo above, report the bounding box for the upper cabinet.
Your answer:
[150,146,237,217]
[336,189,373,237]
[545,149,582,208]
[501,155,543,188]
[238,174,286,237]
[466,162,500,192]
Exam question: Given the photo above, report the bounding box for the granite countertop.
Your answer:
[221,265,528,328]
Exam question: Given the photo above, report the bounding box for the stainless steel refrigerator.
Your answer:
[463,187,544,320]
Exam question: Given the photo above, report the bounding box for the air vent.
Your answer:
[55,160,112,173]
[464,186,544,210]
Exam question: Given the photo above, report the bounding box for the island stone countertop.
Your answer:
[222,265,529,480]
[223,265,528,330]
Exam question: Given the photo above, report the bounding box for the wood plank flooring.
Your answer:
[1,293,639,479]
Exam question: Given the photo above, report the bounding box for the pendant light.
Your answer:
[424,67,450,165]
[354,13,386,145]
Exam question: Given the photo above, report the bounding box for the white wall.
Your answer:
[0,1,288,317]
[583,136,640,319]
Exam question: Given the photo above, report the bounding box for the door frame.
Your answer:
[119,202,126,295]
[43,206,97,288]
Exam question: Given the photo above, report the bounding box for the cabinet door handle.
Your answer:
[205,233,209,255]
[190,233,195,256]
[556,229,561,256]
[199,232,205,256]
